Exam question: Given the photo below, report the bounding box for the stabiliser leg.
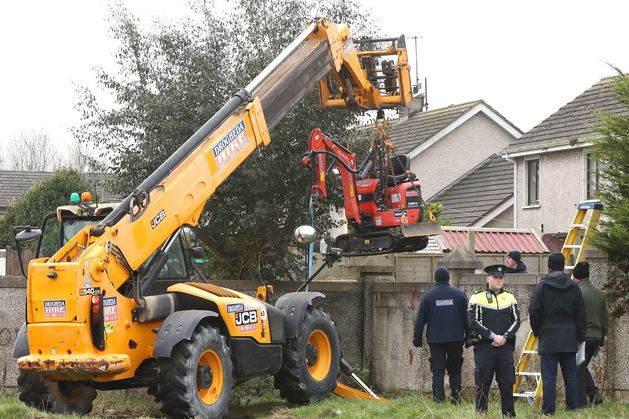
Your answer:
[332,358,387,402]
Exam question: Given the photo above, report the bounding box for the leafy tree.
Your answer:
[0,169,90,247]
[591,71,629,317]
[74,0,376,280]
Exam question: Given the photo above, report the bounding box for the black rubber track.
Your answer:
[18,371,96,414]
[274,306,341,404]
[156,322,234,418]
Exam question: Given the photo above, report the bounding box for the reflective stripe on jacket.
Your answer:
[468,288,520,346]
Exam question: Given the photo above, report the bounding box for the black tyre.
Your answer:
[17,371,96,414]
[156,323,234,418]
[274,306,341,404]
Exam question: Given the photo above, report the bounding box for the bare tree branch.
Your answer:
[6,131,64,171]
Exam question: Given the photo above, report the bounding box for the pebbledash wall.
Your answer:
[0,249,627,400]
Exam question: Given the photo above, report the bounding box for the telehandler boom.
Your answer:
[14,19,411,418]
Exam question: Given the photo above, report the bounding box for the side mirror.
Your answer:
[15,226,42,242]
[293,225,316,245]
[320,237,343,258]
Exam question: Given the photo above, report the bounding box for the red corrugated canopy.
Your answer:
[439,229,548,254]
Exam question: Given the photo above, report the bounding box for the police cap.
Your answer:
[484,264,508,276]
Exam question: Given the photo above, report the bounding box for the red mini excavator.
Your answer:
[302,114,441,256]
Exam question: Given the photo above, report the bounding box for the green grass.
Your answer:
[0,385,627,419]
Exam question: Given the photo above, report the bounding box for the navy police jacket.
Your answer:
[413,282,469,345]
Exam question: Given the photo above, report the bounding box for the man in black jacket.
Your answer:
[413,267,469,404]
[529,252,587,414]
[468,264,520,417]
[505,250,527,273]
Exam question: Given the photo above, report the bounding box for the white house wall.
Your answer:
[411,112,515,199]
[516,149,587,234]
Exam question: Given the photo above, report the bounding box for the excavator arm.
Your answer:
[49,19,412,284]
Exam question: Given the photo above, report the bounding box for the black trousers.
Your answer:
[577,339,602,406]
[474,343,516,417]
[540,352,579,414]
[428,341,464,403]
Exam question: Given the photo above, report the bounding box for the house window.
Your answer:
[526,159,539,205]
[586,154,600,199]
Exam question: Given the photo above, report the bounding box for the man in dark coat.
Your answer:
[529,252,587,414]
[505,251,527,273]
[413,267,469,404]
[573,261,608,406]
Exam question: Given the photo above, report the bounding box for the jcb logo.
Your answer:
[151,210,166,229]
[235,310,257,326]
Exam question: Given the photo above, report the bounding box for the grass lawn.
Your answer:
[0,380,627,419]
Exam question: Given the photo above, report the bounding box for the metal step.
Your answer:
[515,371,541,376]
[566,265,575,270]
[522,350,538,354]
[571,224,588,229]
[513,391,536,398]
[563,244,581,249]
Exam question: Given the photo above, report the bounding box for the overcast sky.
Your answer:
[1,0,628,161]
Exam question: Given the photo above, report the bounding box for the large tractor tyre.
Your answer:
[274,306,341,404]
[17,371,96,414]
[156,323,234,419]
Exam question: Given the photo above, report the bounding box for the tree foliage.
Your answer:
[591,71,629,317]
[74,0,376,280]
[0,169,90,247]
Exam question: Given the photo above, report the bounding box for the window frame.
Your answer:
[525,158,540,206]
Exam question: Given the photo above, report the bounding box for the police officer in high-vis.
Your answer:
[468,264,520,417]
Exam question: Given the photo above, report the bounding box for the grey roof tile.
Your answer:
[428,154,513,226]
[504,75,629,153]
[0,171,120,210]
[388,100,522,155]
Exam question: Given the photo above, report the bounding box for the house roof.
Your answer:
[0,171,119,210]
[428,154,513,226]
[503,74,629,155]
[420,226,549,254]
[388,100,522,156]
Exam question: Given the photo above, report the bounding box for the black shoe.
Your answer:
[589,389,603,405]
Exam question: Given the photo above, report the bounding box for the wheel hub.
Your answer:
[306,343,319,366]
[197,365,213,389]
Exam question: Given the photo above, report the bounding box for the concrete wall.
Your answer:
[411,113,516,199]
[515,149,589,233]
[2,253,627,400]
[319,252,550,281]
[0,276,26,388]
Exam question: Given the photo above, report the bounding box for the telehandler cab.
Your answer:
[13,19,412,418]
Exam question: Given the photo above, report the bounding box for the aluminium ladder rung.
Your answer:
[513,391,536,398]
[522,350,538,354]
[563,245,581,249]
[515,371,541,376]
[571,224,588,229]
[566,265,575,270]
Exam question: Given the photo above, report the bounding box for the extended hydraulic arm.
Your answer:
[46,19,412,288]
